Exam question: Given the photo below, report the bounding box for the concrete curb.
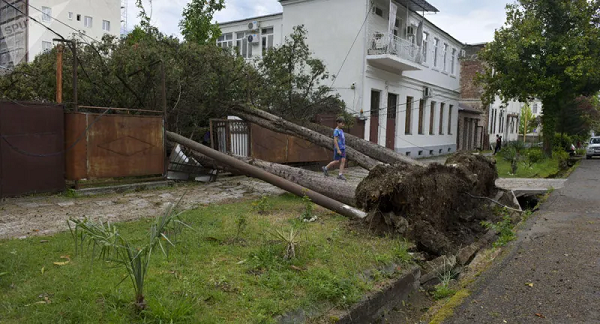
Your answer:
[336,266,421,324]
[74,180,174,196]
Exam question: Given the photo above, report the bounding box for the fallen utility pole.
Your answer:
[167,131,367,219]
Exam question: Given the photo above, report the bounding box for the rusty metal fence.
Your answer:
[65,109,165,181]
[0,101,65,197]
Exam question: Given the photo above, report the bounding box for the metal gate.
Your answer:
[65,111,165,180]
[210,119,251,157]
[0,101,65,197]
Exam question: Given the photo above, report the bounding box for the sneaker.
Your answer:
[322,166,329,177]
[337,174,347,181]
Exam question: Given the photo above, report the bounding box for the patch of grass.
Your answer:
[481,213,516,247]
[62,189,79,198]
[428,289,471,324]
[494,154,560,178]
[0,194,411,323]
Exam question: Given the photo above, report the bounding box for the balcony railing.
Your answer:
[367,32,423,65]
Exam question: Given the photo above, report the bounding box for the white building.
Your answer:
[488,98,543,145]
[0,0,121,70]
[218,0,463,157]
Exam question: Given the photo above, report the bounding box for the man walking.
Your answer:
[494,135,502,155]
[322,117,347,181]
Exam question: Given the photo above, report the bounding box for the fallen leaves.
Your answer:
[53,255,71,266]
[535,313,546,318]
[525,282,534,287]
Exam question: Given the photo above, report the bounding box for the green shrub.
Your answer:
[526,148,545,167]
[553,149,570,170]
[553,133,573,150]
[500,141,526,174]
[252,195,271,215]
[481,213,516,247]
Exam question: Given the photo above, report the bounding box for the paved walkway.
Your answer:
[445,159,600,323]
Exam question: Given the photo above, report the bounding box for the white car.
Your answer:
[586,137,600,159]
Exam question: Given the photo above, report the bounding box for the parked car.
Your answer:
[586,137,600,159]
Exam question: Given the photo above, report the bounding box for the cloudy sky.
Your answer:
[126,0,510,44]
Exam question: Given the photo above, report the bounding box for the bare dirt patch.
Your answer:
[0,176,285,240]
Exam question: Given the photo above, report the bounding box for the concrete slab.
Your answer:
[495,178,566,197]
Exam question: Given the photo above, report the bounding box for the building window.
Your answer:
[439,103,445,135]
[217,33,233,48]
[433,38,439,68]
[387,93,398,119]
[68,12,73,20]
[451,48,456,74]
[443,43,449,72]
[418,99,425,134]
[405,96,413,135]
[42,41,52,52]
[533,103,538,114]
[393,18,402,37]
[102,20,110,31]
[77,14,81,21]
[261,27,274,55]
[84,16,93,28]
[422,32,429,63]
[236,32,252,59]
[42,6,52,22]
[429,101,436,135]
[448,105,453,134]
[499,110,504,133]
[373,6,383,17]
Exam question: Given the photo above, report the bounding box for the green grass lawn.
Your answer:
[494,156,561,178]
[0,194,412,323]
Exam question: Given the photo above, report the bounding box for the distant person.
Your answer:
[494,135,502,155]
[322,117,347,181]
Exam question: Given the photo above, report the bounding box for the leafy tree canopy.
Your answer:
[180,0,225,45]
[478,0,600,154]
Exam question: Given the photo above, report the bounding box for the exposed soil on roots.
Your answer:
[355,153,500,257]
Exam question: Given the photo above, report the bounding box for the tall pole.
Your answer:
[523,108,528,143]
[72,40,78,112]
[56,44,63,103]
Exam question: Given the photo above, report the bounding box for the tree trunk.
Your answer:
[231,104,382,170]
[541,99,558,157]
[167,131,367,219]
[306,122,424,167]
[184,149,358,206]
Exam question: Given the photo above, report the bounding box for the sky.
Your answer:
[126,0,510,44]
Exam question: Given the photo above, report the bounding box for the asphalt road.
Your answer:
[445,159,600,324]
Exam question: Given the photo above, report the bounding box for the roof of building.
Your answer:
[459,103,483,114]
[218,12,283,26]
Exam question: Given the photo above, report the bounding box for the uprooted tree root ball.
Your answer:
[355,153,500,257]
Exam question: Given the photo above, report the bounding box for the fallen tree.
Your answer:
[183,148,357,206]
[167,131,366,219]
[306,122,424,167]
[231,104,381,170]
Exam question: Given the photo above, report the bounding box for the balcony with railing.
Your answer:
[367,31,423,73]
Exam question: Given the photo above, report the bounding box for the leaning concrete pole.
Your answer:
[166,131,367,219]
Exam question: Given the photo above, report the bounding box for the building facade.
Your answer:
[219,0,463,157]
[460,43,544,149]
[0,0,121,71]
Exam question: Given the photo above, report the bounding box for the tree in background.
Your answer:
[180,0,225,45]
[559,96,600,139]
[478,0,600,156]
[253,25,345,122]
[519,104,538,136]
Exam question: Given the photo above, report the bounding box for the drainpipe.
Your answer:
[360,0,370,139]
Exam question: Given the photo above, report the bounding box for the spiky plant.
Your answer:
[68,201,191,311]
[272,228,301,260]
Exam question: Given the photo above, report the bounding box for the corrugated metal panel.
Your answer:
[0,101,65,197]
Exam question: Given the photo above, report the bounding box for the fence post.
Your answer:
[225,121,232,154]
[56,45,63,103]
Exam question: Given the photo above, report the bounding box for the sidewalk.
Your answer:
[444,159,600,323]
